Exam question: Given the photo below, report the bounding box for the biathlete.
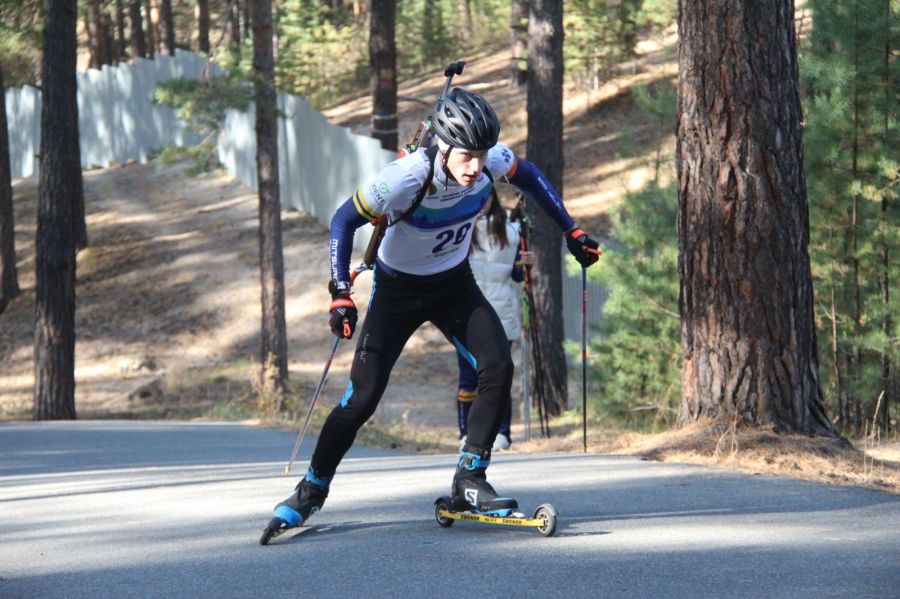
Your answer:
[267,87,600,531]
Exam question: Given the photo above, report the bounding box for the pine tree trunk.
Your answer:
[229,0,241,46]
[251,0,288,392]
[880,0,892,433]
[129,0,147,58]
[86,1,102,68]
[35,0,81,420]
[243,0,251,41]
[145,0,157,57]
[195,0,210,53]
[458,0,472,37]
[676,0,833,435]
[509,0,528,86]
[525,0,567,417]
[114,0,128,60]
[849,0,863,435]
[0,64,20,314]
[159,0,176,55]
[369,0,397,152]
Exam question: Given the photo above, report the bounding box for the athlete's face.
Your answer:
[444,148,487,187]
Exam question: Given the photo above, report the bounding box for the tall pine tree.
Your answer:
[803,0,899,434]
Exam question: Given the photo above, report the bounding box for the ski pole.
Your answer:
[284,325,346,475]
[581,266,588,454]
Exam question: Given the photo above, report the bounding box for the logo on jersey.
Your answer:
[378,182,390,195]
[465,489,478,506]
[368,182,387,205]
[501,148,512,164]
[428,183,437,195]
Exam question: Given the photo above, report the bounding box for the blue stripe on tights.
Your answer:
[452,336,477,370]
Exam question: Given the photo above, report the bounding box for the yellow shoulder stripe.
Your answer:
[353,189,378,220]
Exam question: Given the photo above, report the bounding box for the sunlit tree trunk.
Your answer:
[369,0,397,152]
[251,0,288,394]
[194,0,210,53]
[509,0,528,86]
[676,0,834,435]
[525,0,567,417]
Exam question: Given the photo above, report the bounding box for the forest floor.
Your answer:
[2,34,897,495]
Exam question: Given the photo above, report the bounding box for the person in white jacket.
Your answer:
[456,189,525,450]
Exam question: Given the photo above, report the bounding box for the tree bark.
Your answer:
[251,0,288,392]
[114,0,128,60]
[880,0,892,433]
[525,0,567,417]
[228,0,241,46]
[158,0,176,55]
[34,0,81,420]
[145,0,157,57]
[509,0,528,86]
[675,0,833,435]
[369,0,398,152]
[0,64,21,314]
[194,0,210,53]
[129,0,147,58]
[86,1,104,68]
[458,0,472,37]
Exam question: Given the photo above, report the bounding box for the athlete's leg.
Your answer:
[309,273,425,479]
[433,272,513,455]
[456,349,478,439]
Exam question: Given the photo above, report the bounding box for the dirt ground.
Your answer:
[0,162,468,425]
[2,39,678,424]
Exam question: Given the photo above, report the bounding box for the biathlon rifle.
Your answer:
[350,61,466,285]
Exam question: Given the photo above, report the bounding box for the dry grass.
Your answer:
[602,419,898,494]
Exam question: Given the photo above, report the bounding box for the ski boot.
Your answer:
[434,450,558,536]
[259,469,330,545]
[449,451,518,516]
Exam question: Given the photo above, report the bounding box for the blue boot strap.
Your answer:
[458,452,490,469]
[305,466,332,490]
[274,505,302,527]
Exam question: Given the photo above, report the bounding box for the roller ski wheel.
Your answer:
[433,498,558,537]
[533,503,558,537]
[259,516,290,546]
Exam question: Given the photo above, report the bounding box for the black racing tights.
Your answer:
[310,260,513,479]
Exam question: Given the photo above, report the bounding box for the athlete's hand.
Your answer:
[328,280,357,339]
[565,228,602,267]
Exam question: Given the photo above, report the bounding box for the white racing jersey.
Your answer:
[352,144,518,276]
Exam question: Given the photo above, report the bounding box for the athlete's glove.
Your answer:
[565,228,601,267]
[328,280,357,339]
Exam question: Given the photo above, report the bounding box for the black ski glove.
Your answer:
[565,228,602,267]
[328,280,357,339]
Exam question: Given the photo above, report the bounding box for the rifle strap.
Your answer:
[361,145,495,269]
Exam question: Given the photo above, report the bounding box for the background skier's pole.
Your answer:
[581,266,588,454]
[284,331,343,475]
[523,328,531,442]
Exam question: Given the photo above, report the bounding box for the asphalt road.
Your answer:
[1,421,898,599]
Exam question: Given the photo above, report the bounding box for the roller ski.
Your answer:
[259,473,329,546]
[433,452,558,537]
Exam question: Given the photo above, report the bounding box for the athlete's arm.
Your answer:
[507,158,575,232]
[329,198,370,286]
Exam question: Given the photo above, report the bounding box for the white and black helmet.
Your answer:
[431,88,500,152]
